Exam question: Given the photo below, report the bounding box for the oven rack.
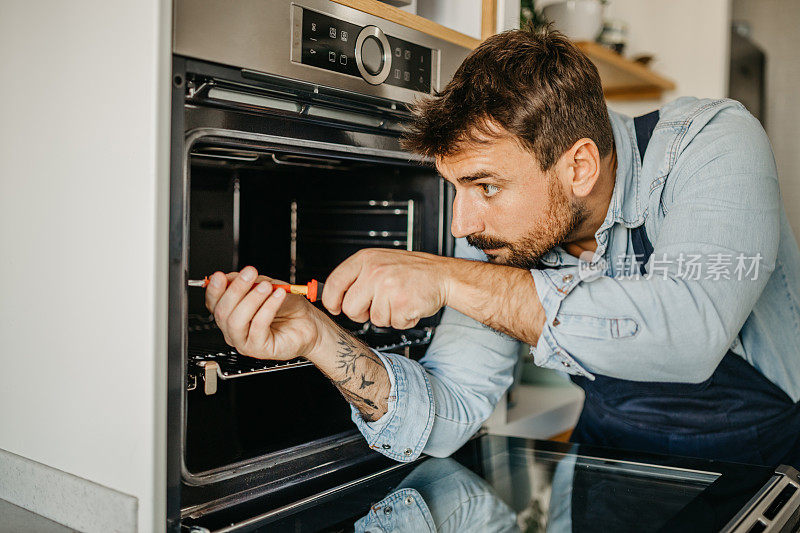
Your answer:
[187,321,434,395]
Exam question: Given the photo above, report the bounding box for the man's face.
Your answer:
[437,134,587,270]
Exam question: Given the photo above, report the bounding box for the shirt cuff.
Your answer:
[354,488,436,533]
[350,349,436,462]
[530,268,594,380]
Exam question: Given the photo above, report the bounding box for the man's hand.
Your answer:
[204,265,391,421]
[322,249,450,329]
[323,248,546,346]
[204,266,326,361]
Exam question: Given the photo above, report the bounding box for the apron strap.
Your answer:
[633,110,659,162]
[631,110,659,274]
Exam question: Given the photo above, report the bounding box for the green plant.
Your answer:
[520,0,550,31]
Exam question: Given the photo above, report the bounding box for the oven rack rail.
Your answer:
[187,322,434,395]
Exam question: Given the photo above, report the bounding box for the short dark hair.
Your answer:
[402,26,613,171]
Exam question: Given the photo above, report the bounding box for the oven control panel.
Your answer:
[297,7,433,92]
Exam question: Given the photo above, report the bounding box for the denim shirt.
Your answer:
[352,97,800,462]
[354,458,518,533]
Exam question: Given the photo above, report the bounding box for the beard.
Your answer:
[467,175,588,270]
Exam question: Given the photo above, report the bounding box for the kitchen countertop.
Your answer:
[0,499,75,533]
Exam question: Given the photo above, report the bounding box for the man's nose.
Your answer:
[450,194,483,239]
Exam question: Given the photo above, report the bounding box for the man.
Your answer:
[205,27,800,466]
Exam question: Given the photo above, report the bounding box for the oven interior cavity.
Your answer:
[185,141,444,475]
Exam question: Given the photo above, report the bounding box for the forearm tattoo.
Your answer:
[330,329,387,422]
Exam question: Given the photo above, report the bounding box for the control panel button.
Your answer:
[361,36,383,75]
[355,25,391,85]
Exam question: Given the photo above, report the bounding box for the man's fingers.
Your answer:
[226,280,272,349]
[340,278,373,323]
[322,252,366,315]
[248,287,287,353]
[213,266,258,326]
[204,271,229,313]
[391,315,419,330]
[369,295,391,328]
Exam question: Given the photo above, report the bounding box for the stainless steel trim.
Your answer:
[406,199,414,251]
[302,230,407,237]
[181,429,364,488]
[721,474,783,533]
[304,103,384,127]
[271,153,346,169]
[437,178,445,256]
[290,4,305,71]
[187,127,430,164]
[723,466,800,533]
[354,26,392,85]
[290,200,298,284]
[232,177,240,270]
[207,87,301,113]
[174,0,470,105]
[300,208,408,215]
[208,461,412,532]
[301,237,406,247]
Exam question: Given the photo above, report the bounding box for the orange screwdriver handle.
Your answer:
[187,277,323,302]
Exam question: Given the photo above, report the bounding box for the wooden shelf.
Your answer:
[330,2,674,100]
[330,0,481,49]
[575,41,676,100]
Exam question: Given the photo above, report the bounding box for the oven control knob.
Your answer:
[355,25,391,85]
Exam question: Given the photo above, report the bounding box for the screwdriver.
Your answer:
[187,277,325,303]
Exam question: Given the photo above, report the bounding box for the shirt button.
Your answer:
[382,444,391,450]
[405,496,415,505]
[403,448,412,456]
[383,505,393,515]
[563,274,574,282]
[562,361,571,368]
[552,318,560,326]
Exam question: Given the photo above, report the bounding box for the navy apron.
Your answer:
[569,110,800,468]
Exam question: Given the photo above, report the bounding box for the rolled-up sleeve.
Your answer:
[531,106,779,383]
[529,267,595,379]
[350,349,436,462]
[351,238,520,461]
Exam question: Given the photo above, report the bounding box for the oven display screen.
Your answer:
[300,8,433,93]
[300,10,361,78]
[385,35,432,93]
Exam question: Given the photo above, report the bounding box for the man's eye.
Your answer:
[481,184,500,197]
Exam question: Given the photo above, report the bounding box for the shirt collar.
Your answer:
[539,108,644,267]
[603,108,645,230]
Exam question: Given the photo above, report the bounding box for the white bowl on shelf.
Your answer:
[542,0,604,42]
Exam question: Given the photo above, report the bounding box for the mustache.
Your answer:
[466,234,510,250]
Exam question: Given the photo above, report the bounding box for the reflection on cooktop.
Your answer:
[251,437,779,533]
[353,446,716,532]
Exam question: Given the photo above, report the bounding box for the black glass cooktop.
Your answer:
[187,436,800,532]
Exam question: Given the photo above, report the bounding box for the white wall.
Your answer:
[417,0,521,39]
[0,1,170,531]
[603,0,731,117]
[417,0,483,39]
[732,0,800,243]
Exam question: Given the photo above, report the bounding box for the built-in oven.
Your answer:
[167,1,471,530]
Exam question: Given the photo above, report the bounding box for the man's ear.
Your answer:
[567,138,601,198]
